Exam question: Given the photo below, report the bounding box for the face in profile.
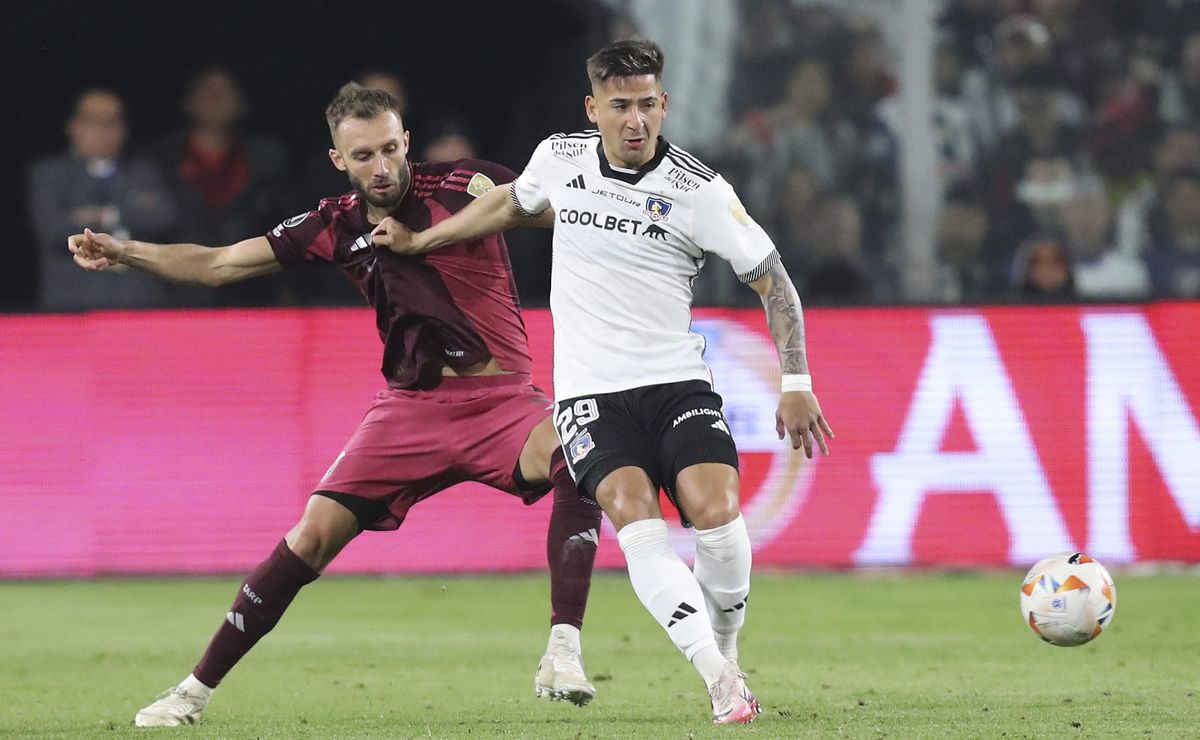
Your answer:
[330,111,411,210]
[586,74,667,169]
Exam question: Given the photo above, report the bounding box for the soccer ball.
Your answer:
[1019,552,1116,647]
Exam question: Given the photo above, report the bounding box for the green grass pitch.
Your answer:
[1,570,1197,738]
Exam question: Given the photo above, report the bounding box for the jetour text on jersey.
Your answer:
[556,208,644,235]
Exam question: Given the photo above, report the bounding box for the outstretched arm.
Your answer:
[372,183,549,255]
[69,229,282,287]
[747,258,834,458]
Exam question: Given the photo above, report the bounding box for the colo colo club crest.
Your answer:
[645,196,672,222]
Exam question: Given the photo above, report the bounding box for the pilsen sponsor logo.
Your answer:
[666,166,701,192]
[551,140,591,159]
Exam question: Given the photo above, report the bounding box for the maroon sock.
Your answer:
[547,448,600,630]
[192,539,319,688]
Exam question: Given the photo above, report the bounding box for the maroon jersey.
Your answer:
[266,159,532,389]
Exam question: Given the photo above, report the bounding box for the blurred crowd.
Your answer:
[23,0,1200,312]
[700,0,1200,306]
[26,68,483,311]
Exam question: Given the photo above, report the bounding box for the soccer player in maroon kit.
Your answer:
[70,83,602,726]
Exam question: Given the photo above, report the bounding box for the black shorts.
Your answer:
[553,380,739,525]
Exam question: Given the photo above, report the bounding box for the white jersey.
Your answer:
[512,131,778,399]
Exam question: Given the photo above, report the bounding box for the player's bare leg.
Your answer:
[133,495,359,727]
[519,416,600,706]
[674,464,761,723]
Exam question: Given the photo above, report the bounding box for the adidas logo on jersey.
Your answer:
[711,419,731,435]
[566,174,586,189]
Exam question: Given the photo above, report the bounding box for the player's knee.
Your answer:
[284,524,332,571]
[604,494,662,527]
[675,463,740,529]
[676,482,740,530]
[607,496,658,529]
[686,496,741,530]
[595,469,660,529]
[285,509,358,571]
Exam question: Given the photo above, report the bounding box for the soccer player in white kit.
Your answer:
[374,39,834,725]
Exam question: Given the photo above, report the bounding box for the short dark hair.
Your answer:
[325,82,404,139]
[586,39,665,86]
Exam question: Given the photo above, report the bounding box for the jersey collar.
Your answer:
[596,136,670,185]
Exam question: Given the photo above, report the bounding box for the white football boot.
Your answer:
[534,626,596,706]
[133,679,212,727]
[708,660,761,725]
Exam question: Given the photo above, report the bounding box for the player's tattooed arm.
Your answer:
[748,255,808,375]
[747,253,833,457]
[529,207,555,229]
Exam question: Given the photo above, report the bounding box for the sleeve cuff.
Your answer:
[510,187,538,217]
[737,249,781,284]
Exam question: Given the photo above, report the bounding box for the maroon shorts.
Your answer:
[316,373,553,531]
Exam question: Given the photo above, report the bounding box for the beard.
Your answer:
[349,161,410,210]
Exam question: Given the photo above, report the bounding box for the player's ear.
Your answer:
[661,91,669,119]
[328,148,347,172]
[584,95,598,124]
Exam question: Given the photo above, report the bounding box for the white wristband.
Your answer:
[781,373,812,393]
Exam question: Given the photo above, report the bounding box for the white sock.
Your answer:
[692,644,731,688]
[180,673,214,697]
[693,514,752,662]
[548,623,582,653]
[617,518,723,684]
